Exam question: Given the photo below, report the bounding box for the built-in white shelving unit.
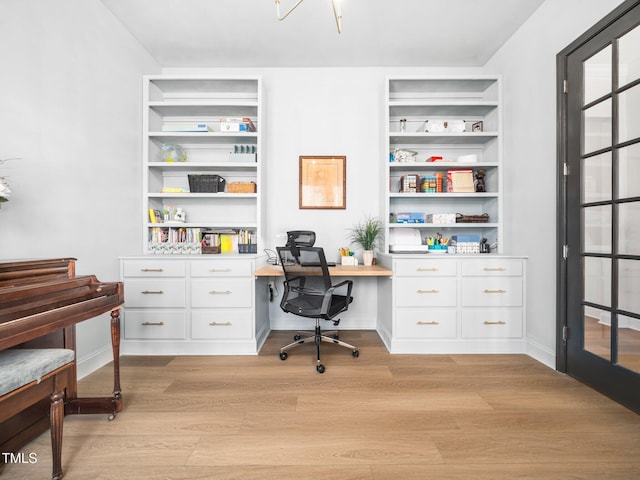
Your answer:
[384,76,503,254]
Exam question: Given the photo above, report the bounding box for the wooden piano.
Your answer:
[0,258,124,456]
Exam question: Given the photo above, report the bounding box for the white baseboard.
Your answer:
[526,338,556,369]
[76,344,114,380]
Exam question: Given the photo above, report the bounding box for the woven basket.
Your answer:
[456,213,489,223]
[227,182,257,193]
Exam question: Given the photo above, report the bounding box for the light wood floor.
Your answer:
[3,330,640,480]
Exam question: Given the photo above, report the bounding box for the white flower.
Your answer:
[0,178,10,202]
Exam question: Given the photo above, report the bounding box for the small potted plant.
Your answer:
[348,214,382,266]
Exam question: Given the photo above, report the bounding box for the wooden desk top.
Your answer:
[255,263,392,277]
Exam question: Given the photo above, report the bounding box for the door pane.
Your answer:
[583,205,612,254]
[618,142,640,198]
[618,202,640,255]
[583,99,612,154]
[618,84,640,144]
[582,152,612,202]
[584,306,611,361]
[619,259,640,315]
[618,24,640,88]
[617,314,640,373]
[584,45,611,104]
[584,256,611,307]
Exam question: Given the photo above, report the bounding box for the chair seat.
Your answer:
[0,349,75,396]
[283,294,351,319]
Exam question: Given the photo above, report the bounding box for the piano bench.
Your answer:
[0,349,75,480]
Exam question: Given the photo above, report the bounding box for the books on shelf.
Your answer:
[220,117,256,132]
[447,170,475,193]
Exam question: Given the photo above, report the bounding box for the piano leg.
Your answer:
[64,308,123,419]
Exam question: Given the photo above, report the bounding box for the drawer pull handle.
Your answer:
[483,267,506,271]
[141,268,164,272]
[417,321,440,325]
[417,289,439,294]
[209,290,232,295]
[417,267,439,271]
[484,321,506,325]
[141,290,164,294]
[209,268,232,272]
[209,322,232,326]
[484,289,506,293]
[141,321,164,326]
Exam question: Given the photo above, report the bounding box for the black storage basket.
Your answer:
[188,174,226,193]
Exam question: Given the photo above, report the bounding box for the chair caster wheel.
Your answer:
[279,352,288,361]
[316,364,325,374]
[293,335,301,341]
[352,350,359,358]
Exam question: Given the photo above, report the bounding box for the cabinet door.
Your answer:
[191,310,253,339]
[395,308,457,338]
[124,279,186,308]
[462,277,523,307]
[191,278,253,308]
[124,311,186,339]
[395,277,457,307]
[461,309,523,338]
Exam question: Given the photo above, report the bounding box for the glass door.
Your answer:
[560,1,640,413]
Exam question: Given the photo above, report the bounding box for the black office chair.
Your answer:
[276,239,359,374]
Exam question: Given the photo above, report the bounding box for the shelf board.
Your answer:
[389,192,498,198]
[148,132,258,144]
[389,132,498,145]
[147,162,258,170]
[389,223,499,228]
[148,193,258,199]
[389,162,498,169]
[146,222,258,229]
[389,101,498,117]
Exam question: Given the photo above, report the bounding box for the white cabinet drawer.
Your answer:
[395,308,457,338]
[395,277,457,307]
[462,277,522,307]
[394,259,457,276]
[461,259,523,276]
[191,278,253,308]
[191,309,253,339]
[124,279,186,308]
[190,260,252,277]
[461,310,523,338]
[123,260,185,277]
[124,310,186,339]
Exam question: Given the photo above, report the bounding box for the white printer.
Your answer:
[388,228,429,253]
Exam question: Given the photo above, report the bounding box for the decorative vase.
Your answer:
[362,250,374,266]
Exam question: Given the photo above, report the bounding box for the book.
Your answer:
[447,169,475,193]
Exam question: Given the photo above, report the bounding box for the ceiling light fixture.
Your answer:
[275,0,343,33]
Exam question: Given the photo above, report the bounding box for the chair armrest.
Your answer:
[320,279,353,314]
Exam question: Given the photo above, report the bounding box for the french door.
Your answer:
[558,0,640,413]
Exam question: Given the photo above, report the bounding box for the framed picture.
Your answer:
[299,156,346,209]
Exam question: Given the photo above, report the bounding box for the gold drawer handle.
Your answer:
[142,321,164,326]
[417,267,439,271]
[484,321,506,325]
[484,289,506,293]
[140,268,164,272]
[209,268,232,272]
[483,267,506,271]
[141,290,164,294]
[417,289,439,293]
[417,321,440,325]
[209,290,232,295]
[209,322,232,326]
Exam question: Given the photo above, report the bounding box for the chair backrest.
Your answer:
[276,245,332,291]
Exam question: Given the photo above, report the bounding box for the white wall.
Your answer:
[483,0,624,366]
[0,0,160,376]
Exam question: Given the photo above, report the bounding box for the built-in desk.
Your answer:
[254,264,392,277]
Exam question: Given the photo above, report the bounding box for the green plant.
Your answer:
[348,215,382,251]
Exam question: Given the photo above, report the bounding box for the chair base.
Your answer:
[279,320,359,373]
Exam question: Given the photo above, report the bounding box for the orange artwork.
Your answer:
[299,156,346,209]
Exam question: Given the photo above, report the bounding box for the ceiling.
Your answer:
[99,0,546,68]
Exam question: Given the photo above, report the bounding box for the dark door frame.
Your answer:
[557,0,640,373]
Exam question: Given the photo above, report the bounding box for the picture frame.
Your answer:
[299,156,346,209]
